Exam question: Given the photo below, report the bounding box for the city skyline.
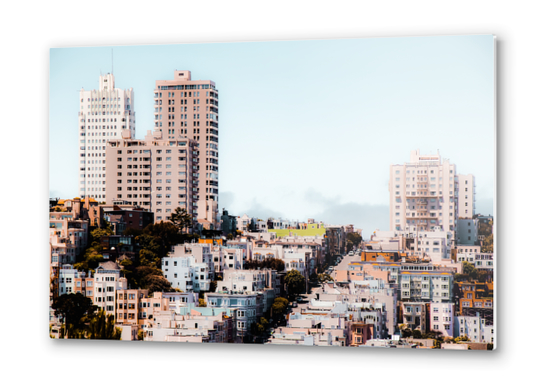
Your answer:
[50,35,495,232]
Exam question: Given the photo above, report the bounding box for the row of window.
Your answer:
[82,97,127,102]
[395,169,454,175]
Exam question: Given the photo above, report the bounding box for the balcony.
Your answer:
[417,184,428,191]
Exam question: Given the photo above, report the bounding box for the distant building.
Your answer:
[100,204,154,234]
[457,174,476,219]
[220,209,238,237]
[457,253,494,272]
[457,218,479,245]
[57,264,90,297]
[454,314,494,344]
[49,201,91,293]
[347,322,373,347]
[398,264,454,303]
[400,302,428,333]
[100,235,137,261]
[359,250,404,263]
[369,229,454,265]
[162,244,214,292]
[325,226,346,259]
[429,302,455,338]
[205,292,258,340]
[143,306,236,343]
[456,281,494,317]
[389,150,475,241]
[455,244,481,254]
[93,261,127,319]
[116,290,198,329]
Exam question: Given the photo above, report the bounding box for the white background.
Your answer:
[1,0,537,382]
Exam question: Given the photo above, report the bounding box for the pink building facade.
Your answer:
[390,150,456,233]
[105,130,199,223]
[154,70,219,225]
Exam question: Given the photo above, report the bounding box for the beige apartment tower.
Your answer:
[105,130,199,223]
[78,73,136,202]
[153,70,219,225]
[389,150,475,236]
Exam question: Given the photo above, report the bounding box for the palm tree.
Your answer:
[87,310,122,340]
[170,207,193,234]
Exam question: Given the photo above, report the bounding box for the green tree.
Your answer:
[346,232,362,248]
[119,258,133,268]
[86,251,104,270]
[137,267,173,295]
[271,297,289,319]
[245,258,285,272]
[284,270,306,299]
[399,324,412,338]
[462,261,479,281]
[477,219,493,237]
[136,233,162,256]
[454,335,470,343]
[87,309,122,340]
[90,226,113,243]
[123,227,143,237]
[118,258,136,286]
[251,317,269,337]
[209,280,218,293]
[481,233,493,253]
[137,248,157,267]
[52,293,97,338]
[346,240,353,253]
[317,273,334,283]
[422,330,444,340]
[142,221,182,258]
[477,269,491,283]
[73,225,113,272]
[199,298,207,307]
[170,207,193,234]
[412,330,422,339]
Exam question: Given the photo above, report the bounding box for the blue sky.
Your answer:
[50,34,495,233]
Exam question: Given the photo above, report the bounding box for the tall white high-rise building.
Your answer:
[78,73,136,201]
[389,150,475,238]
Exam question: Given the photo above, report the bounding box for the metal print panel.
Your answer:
[49,35,496,349]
